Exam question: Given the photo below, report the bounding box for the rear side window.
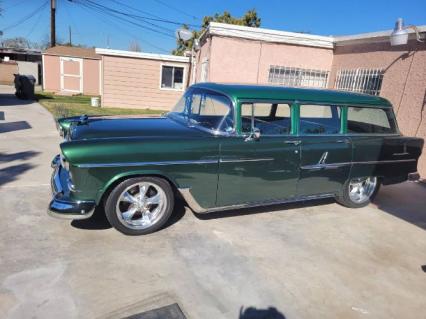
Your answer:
[241,103,291,135]
[347,107,397,134]
[299,104,341,134]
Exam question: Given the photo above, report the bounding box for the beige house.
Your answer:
[42,46,189,110]
[193,22,426,176]
[42,46,101,95]
[95,49,189,109]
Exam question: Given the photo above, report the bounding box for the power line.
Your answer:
[25,4,47,38]
[74,1,170,52]
[3,0,29,11]
[106,0,198,27]
[83,0,176,33]
[151,0,198,21]
[73,0,175,39]
[2,1,49,32]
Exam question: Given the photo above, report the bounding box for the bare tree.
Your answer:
[128,40,142,52]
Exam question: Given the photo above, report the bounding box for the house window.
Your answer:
[335,68,384,96]
[161,65,184,90]
[268,66,329,88]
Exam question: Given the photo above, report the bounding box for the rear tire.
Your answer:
[336,176,380,208]
[104,177,174,235]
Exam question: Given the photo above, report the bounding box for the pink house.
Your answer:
[193,22,426,176]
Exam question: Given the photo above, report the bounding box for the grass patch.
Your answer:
[36,92,166,119]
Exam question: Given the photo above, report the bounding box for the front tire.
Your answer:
[336,176,380,208]
[105,177,174,235]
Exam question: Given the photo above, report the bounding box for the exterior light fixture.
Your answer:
[390,18,424,46]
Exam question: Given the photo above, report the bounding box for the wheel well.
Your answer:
[99,174,179,207]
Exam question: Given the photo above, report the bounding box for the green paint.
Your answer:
[53,84,423,214]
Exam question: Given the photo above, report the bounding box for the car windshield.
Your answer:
[167,89,234,133]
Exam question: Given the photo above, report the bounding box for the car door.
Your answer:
[216,102,300,207]
[297,103,352,197]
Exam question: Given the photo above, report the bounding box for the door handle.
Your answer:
[284,140,301,146]
[336,139,350,144]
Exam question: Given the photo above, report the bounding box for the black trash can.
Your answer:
[14,74,36,100]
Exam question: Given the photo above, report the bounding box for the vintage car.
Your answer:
[49,83,424,235]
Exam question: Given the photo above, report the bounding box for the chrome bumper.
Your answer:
[48,155,95,220]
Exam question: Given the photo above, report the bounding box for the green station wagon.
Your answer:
[49,83,423,235]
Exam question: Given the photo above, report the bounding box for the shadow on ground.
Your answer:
[0,151,39,162]
[239,306,286,319]
[374,182,426,230]
[71,198,187,231]
[0,94,35,106]
[0,163,36,187]
[0,121,32,133]
[0,151,40,187]
[195,197,334,220]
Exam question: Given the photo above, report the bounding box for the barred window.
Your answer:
[268,66,329,88]
[335,69,384,96]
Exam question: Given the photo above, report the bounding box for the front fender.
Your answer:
[95,169,180,204]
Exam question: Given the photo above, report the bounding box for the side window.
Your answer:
[299,104,341,135]
[241,103,291,135]
[347,107,397,134]
[187,91,234,132]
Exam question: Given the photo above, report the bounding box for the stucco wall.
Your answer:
[42,54,100,95]
[195,37,212,82]
[43,55,60,91]
[330,40,426,177]
[83,59,100,95]
[17,61,40,84]
[0,62,18,85]
[101,55,188,110]
[206,36,333,84]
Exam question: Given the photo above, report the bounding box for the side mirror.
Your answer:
[245,127,261,142]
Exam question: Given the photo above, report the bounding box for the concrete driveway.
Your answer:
[0,85,425,319]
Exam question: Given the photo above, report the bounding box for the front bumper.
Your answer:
[48,154,95,220]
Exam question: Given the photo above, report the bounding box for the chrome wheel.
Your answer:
[116,182,167,230]
[348,176,377,204]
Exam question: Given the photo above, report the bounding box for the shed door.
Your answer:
[60,57,82,93]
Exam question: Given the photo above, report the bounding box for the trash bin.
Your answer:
[14,74,36,100]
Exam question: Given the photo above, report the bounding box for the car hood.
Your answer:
[69,116,205,140]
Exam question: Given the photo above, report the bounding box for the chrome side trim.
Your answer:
[77,159,219,168]
[219,158,274,163]
[77,157,275,168]
[301,158,416,170]
[178,187,335,214]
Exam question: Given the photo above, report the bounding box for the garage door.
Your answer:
[60,57,82,93]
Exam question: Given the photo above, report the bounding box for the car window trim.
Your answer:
[237,99,294,137]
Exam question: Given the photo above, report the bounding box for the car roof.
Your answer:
[190,83,392,107]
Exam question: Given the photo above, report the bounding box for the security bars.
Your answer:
[268,66,329,88]
[335,68,384,96]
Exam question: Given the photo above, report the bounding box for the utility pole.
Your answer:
[69,26,72,46]
[50,0,56,47]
